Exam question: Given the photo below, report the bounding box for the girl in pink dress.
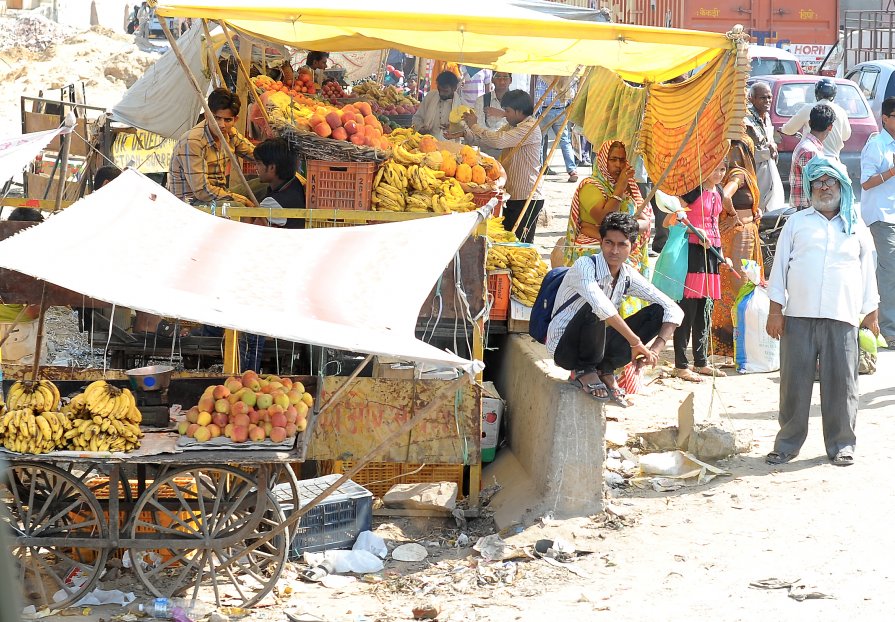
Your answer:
[670,161,727,382]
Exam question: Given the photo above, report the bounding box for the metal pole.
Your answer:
[160,18,260,207]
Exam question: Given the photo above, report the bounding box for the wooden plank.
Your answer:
[307,378,481,465]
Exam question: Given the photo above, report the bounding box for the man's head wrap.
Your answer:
[803,155,856,235]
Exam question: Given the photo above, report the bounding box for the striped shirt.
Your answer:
[546,253,684,355]
[459,68,492,107]
[468,117,543,200]
[789,133,824,210]
[167,121,255,204]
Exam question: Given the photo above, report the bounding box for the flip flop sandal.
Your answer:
[569,376,609,401]
[766,451,798,465]
[831,452,854,466]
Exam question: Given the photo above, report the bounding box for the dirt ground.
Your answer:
[29,158,895,622]
[8,26,895,620]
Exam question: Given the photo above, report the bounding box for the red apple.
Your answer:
[231,425,249,443]
[285,423,298,437]
[249,426,266,442]
[212,385,230,400]
[186,423,200,438]
[269,426,287,443]
[271,412,287,428]
[232,413,250,428]
[212,413,229,428]
[214,398,230,414]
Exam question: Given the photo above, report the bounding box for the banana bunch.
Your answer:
[63,416,143,453]
[372,161,409,212]
[6,380,60,413]
[391,143,426,166]
[439,178,477,213]
[493,245,549,306]
[0,408,70,454]
[70,380,142,424]
[407,164,445,194]
[388,128,423,150]
[486,217,518,244]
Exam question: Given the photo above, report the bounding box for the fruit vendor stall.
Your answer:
[0,173,482,610]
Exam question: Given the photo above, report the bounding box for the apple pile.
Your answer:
[178,371,313,445]
[370,101,419,116]
[321,79,348,104]
[308,101,391,150]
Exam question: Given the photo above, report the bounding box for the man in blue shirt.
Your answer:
[860,96,895,345]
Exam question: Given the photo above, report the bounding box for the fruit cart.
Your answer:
[0,368,474,611]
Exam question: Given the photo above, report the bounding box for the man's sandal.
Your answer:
[766,451,798,465]
[569,376,609,401]
[598,373,632,408]
[831,452,854,467]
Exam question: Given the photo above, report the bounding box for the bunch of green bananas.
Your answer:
[0,408,70,454]
[6,380,61,413]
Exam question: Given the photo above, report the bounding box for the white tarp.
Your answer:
[111,22,209,139]
[0,170,479,370]
[0,127,66,184]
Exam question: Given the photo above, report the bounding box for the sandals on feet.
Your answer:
[766,451,798,465]
[695,365,727,378]
[598,373,632,408]
[569,375,609,401]
[831,452,854,467]
[672,368,703,383]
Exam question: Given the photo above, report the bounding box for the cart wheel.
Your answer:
[0,462,109,610]
[129,466,287,607]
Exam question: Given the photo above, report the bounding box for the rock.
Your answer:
[392,543,429,562]
[606,457,622,471]
[608,449,622,459]
[638,427,679,452]
[605,421,629,447]
[383,482,457,512]
[604,471,625,488]
[412,604,440,620]
[688,422,753,460]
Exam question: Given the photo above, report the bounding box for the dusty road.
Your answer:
[34,159,895,621]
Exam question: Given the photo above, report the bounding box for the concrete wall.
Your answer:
[485,335,604,527]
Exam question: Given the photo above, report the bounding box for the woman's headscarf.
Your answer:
[802,155,857,235]
[725,138,760,215]
[593,140,643,206]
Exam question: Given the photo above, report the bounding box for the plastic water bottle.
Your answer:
[127,597,208,620]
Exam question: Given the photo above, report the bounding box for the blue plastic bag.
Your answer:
[652,224,688,301]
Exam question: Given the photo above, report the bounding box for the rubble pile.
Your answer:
[0,15,73,52]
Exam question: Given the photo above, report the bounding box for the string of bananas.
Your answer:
[485,217,519,244]
[6,380,60,413]
[68,380,142,424]
[373,160,476,214]
[0,408,71,454]
[388,127,423,150]
[488,245,549,307]
[63,417,143,453]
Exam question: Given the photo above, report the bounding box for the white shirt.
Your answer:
[767,208,878,326]
[411,90,461,141]
[859,129,895,226]
[467,90,507,158]
[781,99,852,158]
[469,117,543,200]
[546,254,684,355]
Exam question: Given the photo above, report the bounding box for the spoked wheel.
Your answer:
[128,465,287,607]
[0,462,109,609]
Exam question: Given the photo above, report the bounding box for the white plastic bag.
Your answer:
[352,531,388,559]
[323,549,384,574]
[733,261,780,373]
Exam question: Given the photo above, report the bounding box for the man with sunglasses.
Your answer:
[860,96,895,347]
[168,88,256,206]
[765,156,879,467]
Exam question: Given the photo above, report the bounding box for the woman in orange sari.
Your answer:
[711,137,764,358]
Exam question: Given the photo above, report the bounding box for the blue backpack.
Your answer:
[529,256,598,344]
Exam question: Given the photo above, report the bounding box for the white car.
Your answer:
[845,60,895,127]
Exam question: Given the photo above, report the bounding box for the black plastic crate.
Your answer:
[276,474,373,558]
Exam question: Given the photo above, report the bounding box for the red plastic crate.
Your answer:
[487,270,511,321]
[473,190,504,217]
[306,160,377,211]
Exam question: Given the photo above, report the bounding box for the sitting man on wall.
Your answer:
[546,212,683,407]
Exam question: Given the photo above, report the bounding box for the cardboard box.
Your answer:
[7,0,40,10]
[508,297,532,334]
[481,381,504,462]
[372,356,416,379]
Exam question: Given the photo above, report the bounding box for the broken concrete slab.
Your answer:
[383,482,458,513]
[688,422,753,461]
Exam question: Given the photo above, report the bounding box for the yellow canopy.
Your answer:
[154,0,736,82]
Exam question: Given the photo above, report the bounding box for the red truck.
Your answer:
[612,0,839,50]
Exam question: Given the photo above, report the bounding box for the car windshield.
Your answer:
[775,83,870,118]
[751,58,800,76]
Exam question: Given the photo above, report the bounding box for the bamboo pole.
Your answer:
[314,354,373,419]
[512,68,591,236]
[219,21,272,128]
[635,50,733,218]
[201,19,226,89]
[210,373,472,574]
[160,18,260,207]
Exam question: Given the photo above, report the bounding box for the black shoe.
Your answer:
[545,168,558,176]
